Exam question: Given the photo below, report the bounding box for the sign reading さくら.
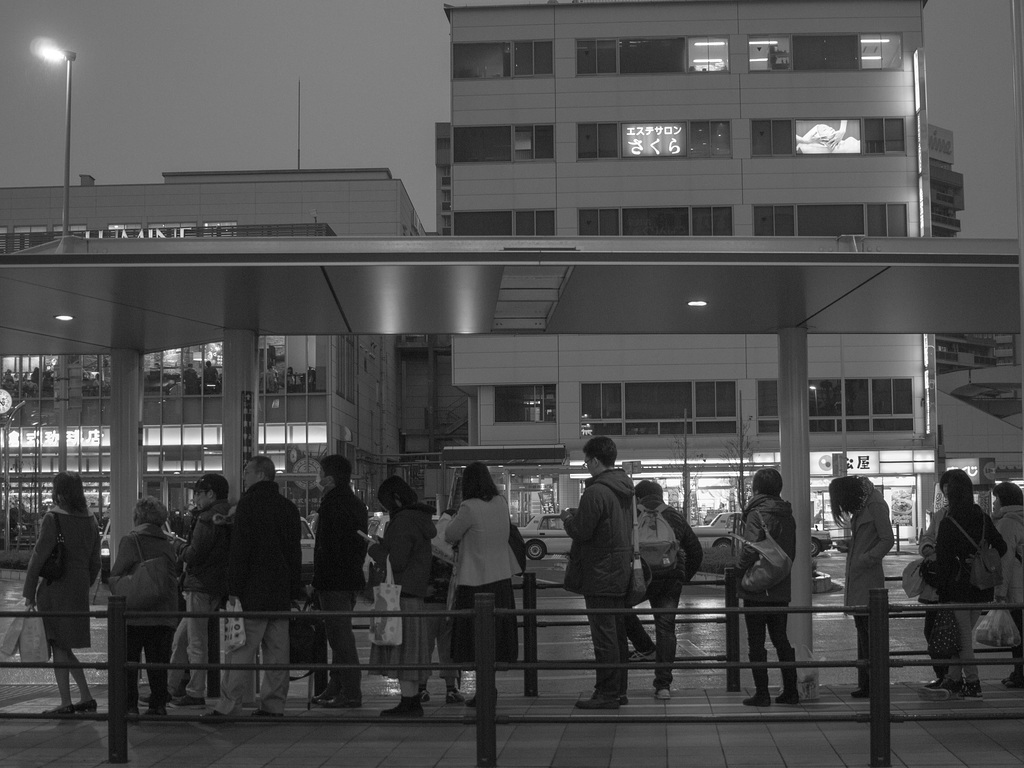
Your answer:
[621,124,685,156]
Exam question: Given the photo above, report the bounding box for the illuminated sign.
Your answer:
[927,125,954,164]
[945,457,997,484]
[622,124,685,157]
[795,120,861,154]
[83,227,190,240]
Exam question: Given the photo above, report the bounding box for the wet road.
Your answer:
[0,549,942,695]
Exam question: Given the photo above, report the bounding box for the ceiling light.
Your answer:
[54,314,74,321]
[688,300,707,307]
[749,40,779,46]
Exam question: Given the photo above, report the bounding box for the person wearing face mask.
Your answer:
[309,455,369,708]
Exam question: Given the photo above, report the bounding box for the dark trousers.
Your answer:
[743,600,796,694]
[854,613,870,691]
[319,590,362,701]
[584,594,628,699]
[1009,606,1023,681]
[623,579,682,689]
[922,601,949,680]
[126,625,175,708]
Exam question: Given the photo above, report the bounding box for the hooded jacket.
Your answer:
[563,468,633,597]
[379,502,436,598]
[735,493,796,603]
[992,503,1023,603]
[181,498,232,597]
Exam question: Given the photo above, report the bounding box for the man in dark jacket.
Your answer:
[168,473,233,708]
[205,456,303,718]
[735,468,799,707]
[562,436,633,710]
[623,480,703,700]
[310,454,368,708]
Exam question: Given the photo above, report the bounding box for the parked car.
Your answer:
[100,515,316,584]
[694,511,833,557]
[517,512,572,560]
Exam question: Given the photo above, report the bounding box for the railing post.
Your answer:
[107,594,128,764]
[522,572,538,697]
[207,606,221,698]
[868,588,891,768]
[473,593,497,768]
[724,567,741,693]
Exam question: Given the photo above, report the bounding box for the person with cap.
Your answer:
[168,473,233,708]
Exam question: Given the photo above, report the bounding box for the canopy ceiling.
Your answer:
[2,235,1018,354]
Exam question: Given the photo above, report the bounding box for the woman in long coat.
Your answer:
[23,472,101,714]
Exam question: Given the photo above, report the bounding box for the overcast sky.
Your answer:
[0,0,1017,238]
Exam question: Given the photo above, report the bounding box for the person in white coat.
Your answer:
[991,482,1023,688]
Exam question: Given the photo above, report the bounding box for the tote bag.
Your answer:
[108,533,176,611]
[18,615,49,663]
[221,597,246,653]
[732,529,793,592]
[368,558,403,646]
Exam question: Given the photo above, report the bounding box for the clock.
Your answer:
[0,388,12,415]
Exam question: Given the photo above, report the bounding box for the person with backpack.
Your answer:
[623,480,702,700]
[921,470,1007,701]
[736,468,798,707]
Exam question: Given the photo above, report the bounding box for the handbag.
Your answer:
[108,533,176,611]
[508,524,527,575]
[1,616,24,656]
[17,614,50,663]
[732,526,793,593]
[627,495,653,607]
[947,516,1003,590]
[902,558,925,598]
[289,597,327,679]
[38,514,67,584]
[974,608,1022,648]
[927,609,961,658]
[368,558,403,646]
[221,597,246,653]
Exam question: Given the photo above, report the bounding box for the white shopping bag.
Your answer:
[221,597,246,653]
[796,644,820,701]
[1,616,24,657]
[368,558,403,647]
[18,615,50,663]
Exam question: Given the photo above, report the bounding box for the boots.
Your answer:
[776,648,800,705]
[743,649,771,706]
[379,696,424,718]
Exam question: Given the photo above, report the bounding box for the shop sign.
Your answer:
[845,451,879,474]
[3,427,105,449]
[621,124,684,156]
[945,457,996,484]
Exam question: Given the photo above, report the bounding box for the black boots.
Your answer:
[776,648,799,705]
[744,649,771,706]
[379,696,424,718]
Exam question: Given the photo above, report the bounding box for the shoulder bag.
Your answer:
[108,532,177,610]
[732,519,793,593]
[947,516,1002,590]
[38,513,67,584]
[627,495,652,606]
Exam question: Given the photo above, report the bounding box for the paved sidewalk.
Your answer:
[1,680,1021,768]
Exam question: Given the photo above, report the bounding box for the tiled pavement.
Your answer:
[1,680,1021,768]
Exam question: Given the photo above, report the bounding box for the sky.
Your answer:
[0,0,1018,238]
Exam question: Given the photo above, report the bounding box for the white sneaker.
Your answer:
[654,688,671,700]
[628,649,656,662]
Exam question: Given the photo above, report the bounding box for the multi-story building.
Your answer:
[442,0,944,527]
[0,168,430,535]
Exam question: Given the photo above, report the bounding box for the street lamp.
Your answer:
[34,40,76,245]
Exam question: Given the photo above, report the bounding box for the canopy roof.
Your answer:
[2,235,1017,354]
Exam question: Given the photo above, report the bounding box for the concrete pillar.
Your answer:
[108,349,142,566]
[778,328,813,665]
[222,329,258,501]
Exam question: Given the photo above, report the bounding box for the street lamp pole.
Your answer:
[60,50,75,242]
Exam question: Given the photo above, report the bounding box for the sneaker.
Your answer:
[418,688,430,703]
[145,705,167,716]
[445,689,466,704]
[775,690,800,706]
[628,649,656,662]
[959,680,983,701]
[618,695,629,706]
[917,677,961,701]
[654,688,671,701]
[923,678,945,690]
[575,695,620,710]
[1002,676,1024,689]
[170,683,187,699]
[742,692,771,707]
[170,695,206,708]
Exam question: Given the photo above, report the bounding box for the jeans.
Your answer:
[168,591,222,698]
[584,593,628,699]
[318,590,362,701]
[623,579,682,689]
[424,601,458,686]
[215,618,290,715]
[948,608,982,684]
[126,625,175,708]
[743,599,796,694]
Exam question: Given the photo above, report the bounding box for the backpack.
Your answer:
[947,516,1002,591]
[637,503,681,578]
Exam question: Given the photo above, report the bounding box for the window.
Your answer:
[623,123,686,157]
[514,41,553,76]
[454,211,513,236]
[797,204,866,237]
[866,204,907,236]
[795,119,861,154]
[688,121,732,158]
[757,380,779,433]
[581,383,622,419]
[515,210,555,236]
[864,118,905,154]
[748,36,791,71]
[860,34,902,70]
[687,36,729,72]
[453,42,511,78]
[691,207,733,236]
[514,125,554,160]
[793,34,859,70]
[757,378,913,433]
[578,209,620,236]
[753,206,795,236]
[495,385,556,422]
[751,119,794,156]
[576,39,617,74]
[619,38,687,73]
[622,208,688,236]
[578,123,619,159]
[454,126,511,163]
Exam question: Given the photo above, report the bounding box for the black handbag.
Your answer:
[927,610,961,658]
[38,514,67,584]
[289,598,327,679]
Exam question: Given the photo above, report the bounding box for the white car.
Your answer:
[517,512,572,560]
